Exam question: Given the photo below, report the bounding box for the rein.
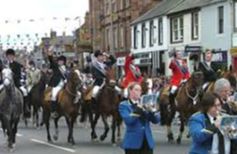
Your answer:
[185,82,200,105]
[65,84,77,97]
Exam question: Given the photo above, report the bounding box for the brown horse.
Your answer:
[159,71,204,144]
[42,69,82,144]
[90,66,122,144]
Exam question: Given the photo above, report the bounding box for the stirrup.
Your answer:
[51,111,59,118]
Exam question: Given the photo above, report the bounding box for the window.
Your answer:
[158,17,163,45]
[192,12,199,40]
[106,28,110,50]
[142,23,147,48]
[133,26,138,49]
[125,0,130,8]
[218,6,224,34]
[171,16,184,43]
[120,25,125,48]
[149,20,155,47]
[235,2,237,30]
[113,26,118,50]
[120,0,124,10]
[105,2,110,15]
[112,0,117,13]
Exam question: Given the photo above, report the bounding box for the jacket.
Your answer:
[119,100,160,150]
[121,55,143,88]
[91,55,116,86]
[48,56,66,87]
[198,62,217,82]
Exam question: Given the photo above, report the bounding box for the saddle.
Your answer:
[82,85,93,101]
[44,87,52,102]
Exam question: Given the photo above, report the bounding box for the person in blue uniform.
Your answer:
[188,92,222,154]
[119,82,160,154]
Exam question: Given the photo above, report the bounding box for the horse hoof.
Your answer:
[53,135,58,141]
[100,135,106,141]
[167,133,174,143]
[176,138,181,144]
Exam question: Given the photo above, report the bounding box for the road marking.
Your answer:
[16,133,23,137]
[30,139,76,153]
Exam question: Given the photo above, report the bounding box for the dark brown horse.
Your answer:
[159,71,204,144]
[42,69,82,144]
[28,71,48,128]
[90,66,122,144]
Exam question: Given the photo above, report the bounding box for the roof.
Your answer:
[168,0,227,14]
[132,0,184,25]
[132,0,227,25]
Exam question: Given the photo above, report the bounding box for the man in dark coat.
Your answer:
[47,52,67,118]
[91,50,117,99]
[5,49,29,116]
[199,49,217,90]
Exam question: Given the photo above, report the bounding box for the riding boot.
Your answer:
[23,96,31,118]
[51,101,58,118]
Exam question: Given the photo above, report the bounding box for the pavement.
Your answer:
[0,118,191,154]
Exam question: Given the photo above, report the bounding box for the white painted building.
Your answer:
[131,0,183,76]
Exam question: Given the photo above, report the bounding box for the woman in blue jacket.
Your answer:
[188,92,222,154]
[119,82,160,154]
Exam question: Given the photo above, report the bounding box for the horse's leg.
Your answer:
[100,114,109,142]
[111,116,116,144]
[91,112,100,140]
[53,116,60,141]
[40,107,44,127]
[43,110,52,142]
[166,104,176,142]
[65,116,76,145]
[176,113,185,144]
[116,117,122,142]
[12,117,20,148]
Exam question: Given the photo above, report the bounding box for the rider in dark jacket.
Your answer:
[198,49,217,90]
[91,50,117,99]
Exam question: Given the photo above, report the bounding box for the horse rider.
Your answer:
[5,49,30,115]
[26,60,41,92]
[47,51,67,118]
[121,53,143,98]
[91,50,118,103]
[198,49,217,90]
[169,51,190,106]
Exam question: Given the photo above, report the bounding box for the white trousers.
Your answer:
[20,86,28,96]
[92,85,122,98]
[51,80,65,101]
[202,82,209,90]
[170,85,178,94]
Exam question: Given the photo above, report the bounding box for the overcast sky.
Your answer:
[0,0,89,49]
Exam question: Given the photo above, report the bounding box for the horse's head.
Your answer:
[222,71,237,92]
[67,69,83,91]
[2,68,14,89]
[190,71,204,88]
[105,66,116,87]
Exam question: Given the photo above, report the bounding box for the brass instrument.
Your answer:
[140,94,159,112]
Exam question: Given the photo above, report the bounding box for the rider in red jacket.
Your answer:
[121,53,143,88]
[121,53,143,98]
[169,51,190,106]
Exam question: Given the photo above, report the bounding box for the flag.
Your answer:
[65,17,70,21]
[74,16,79,20]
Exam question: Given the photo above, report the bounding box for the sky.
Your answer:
[0,0,89,50]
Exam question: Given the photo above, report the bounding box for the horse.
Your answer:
[206,70,237,93]
[0,68,23,150]
[42,69,82,144]
[159,71,204,144]
[90,66,122,144]
[28,70,48,128]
